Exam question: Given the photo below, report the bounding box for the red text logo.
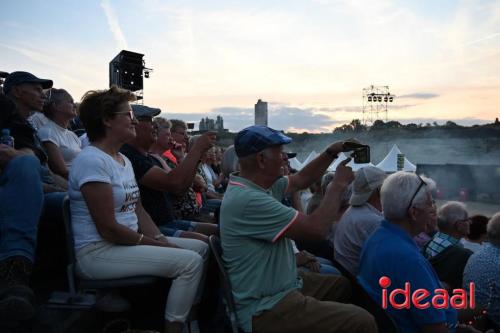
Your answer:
[379,276,475,310]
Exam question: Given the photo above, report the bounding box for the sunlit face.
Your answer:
[108,102,136,143]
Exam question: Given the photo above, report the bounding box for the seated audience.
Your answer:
[37,88,82,178]
[70,86,208,333]
[334,166,386,276]
[463,212,500,328]
[120,105,217,242]
[461,214,489,252]
[221,125,376,332]
[424,201,473,289]
[358,172,463,332]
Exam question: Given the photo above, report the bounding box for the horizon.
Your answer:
[2,0,500,132]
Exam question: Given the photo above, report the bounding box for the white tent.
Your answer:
[376,144,417,172]
[301,150,319,168]
[289,157,302,171]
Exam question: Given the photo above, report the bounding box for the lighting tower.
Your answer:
[362,85,395,126]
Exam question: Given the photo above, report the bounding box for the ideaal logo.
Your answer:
[379,276,475,310]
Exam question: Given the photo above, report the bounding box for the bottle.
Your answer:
[0,128,15,147]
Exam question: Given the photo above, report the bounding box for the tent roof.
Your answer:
[376,144,416,172]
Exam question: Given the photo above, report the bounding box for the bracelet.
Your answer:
[325,148,338,159]
[136,233,144,245]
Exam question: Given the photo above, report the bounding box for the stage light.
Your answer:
[384,97,388,102]
[378,96,382,102]
[368,96,372,102]
[389,96,394,102]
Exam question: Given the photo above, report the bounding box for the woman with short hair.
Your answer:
[69,86,207,333]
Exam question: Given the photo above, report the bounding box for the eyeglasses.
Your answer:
[115,110,135,120]
[406,174,426,212]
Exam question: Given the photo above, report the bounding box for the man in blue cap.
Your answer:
[220,125,377,332]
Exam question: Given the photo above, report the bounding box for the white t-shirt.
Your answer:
[28,112,49,130]
[37,119,82,169]
[69,146,140,252]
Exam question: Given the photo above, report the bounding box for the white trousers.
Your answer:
[75,237,208,322]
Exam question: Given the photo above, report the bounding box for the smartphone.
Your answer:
[351,146,370,164]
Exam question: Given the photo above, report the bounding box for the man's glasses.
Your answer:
[115,110,135,120]
[406,174,426,212]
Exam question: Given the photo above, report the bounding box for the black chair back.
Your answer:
[208,235,240,333]
[332,258,400,333]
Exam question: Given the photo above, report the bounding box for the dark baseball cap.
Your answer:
[234,125,292,157]
[131,104,161,118]
[3,71,53,95]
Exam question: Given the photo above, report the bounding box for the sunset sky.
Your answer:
[2,0,499,132]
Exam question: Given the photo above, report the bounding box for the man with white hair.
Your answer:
[424,201,473,289]
[333,166,386,276]
[358,172,461,333]
[463,212,500,328]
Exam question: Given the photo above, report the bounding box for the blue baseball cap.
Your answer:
[234,125,292,157]
[3,71,53,95]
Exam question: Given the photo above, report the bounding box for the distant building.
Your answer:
[255,99,268,126]
[199,115,225,131]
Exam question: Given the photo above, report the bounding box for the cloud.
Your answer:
[398,93,439,99]
[100,0,128,50]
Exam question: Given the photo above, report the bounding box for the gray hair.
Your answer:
[221,145,239,177]
[437,201,468,230]
[381,172,436,221]
[487,212,500,246]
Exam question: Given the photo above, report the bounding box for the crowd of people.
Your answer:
[0,70,499,333]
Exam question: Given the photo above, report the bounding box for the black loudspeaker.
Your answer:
[109,50,144,92]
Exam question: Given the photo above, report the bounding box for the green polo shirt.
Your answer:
[220,174,302,332]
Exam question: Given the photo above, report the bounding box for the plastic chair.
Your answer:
[208,235,240,333]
